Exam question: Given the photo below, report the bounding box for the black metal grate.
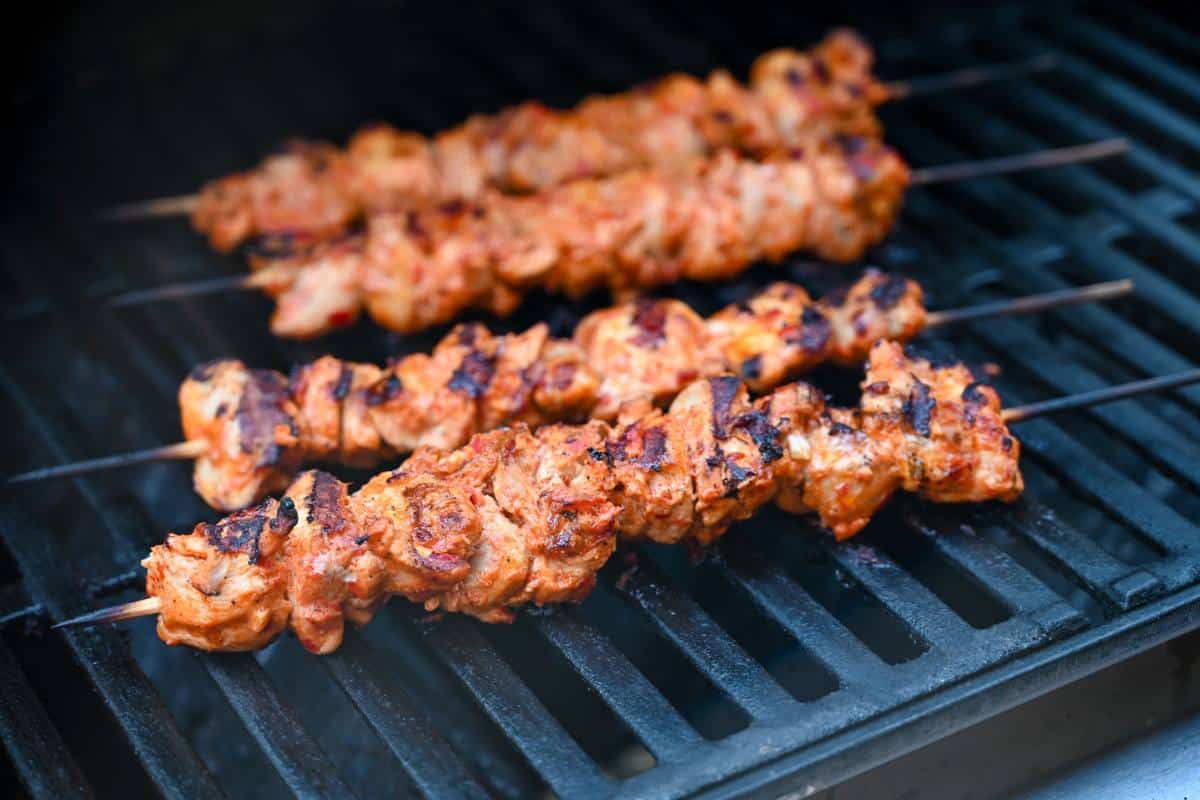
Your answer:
[2,1,1199,797]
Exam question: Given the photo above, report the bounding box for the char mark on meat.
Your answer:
[709,376,741,438]
[448,350,496,399]
[903,378,935,436]
[629,299,668,348]
[868,274,910,310]
[237,370,297,463]
[732,411,783,462]
[305,471,348,534]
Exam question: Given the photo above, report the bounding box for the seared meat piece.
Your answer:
[179,271,928,511]
[144,344,1022,652]
[192,31,888,251]
[180,361,303,510]
[259,141,908,338]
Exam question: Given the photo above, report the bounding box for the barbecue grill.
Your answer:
[3,0,1199,797]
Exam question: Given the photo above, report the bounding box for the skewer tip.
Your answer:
[1002,368,1200,423]
[7,440,206,485]
[53,597,162,629]
[98,195,199,222]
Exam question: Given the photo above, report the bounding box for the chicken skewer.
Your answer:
[104,30,1053,252]
[13,273,1132,511]
[107,138,1127,339]
[54,346,1200,655]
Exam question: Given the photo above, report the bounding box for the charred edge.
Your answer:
[629,299,668,348]
[404,483,469,574]
[732,411,783,462]
[332,364,354,401]
[448,350,496,399]
[405,209,426,239]
[829,421,856,436]
[786,67,805,87]
[709,376,741,439]
[865,380,890,395]
[306,471,348,534]
[438,199,466,216]
[367,373,404,407]
[962,381,989,425]
[456,322,484,348]
[633,426,668,473]
[869,275,910,310]
[903,379,935,437]
[788,306,832,354]
[189,360,221,382]
[740,355,763,381]
[205,500,271,564]
[812,57,831,84]
[271,497,298,534]
[587,446,611,465]
[237,370,298,466]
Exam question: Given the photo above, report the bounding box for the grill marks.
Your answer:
[448,350,497,399]
[203,497,298,564]
[630,298,669,347]
[306,471,348,534]
[236,370,299,466]
[903,378,935,437]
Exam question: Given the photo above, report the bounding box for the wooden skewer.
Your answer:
[11,280,1134,485]
[924,278,1132,328]
[6,440,206,485]
[98,194,200,221]
[1001,368,1200,423]
[886,53,1057,99]
[103,140,1129,309]
[100,54,1057,223]
[54,365,1200,630]
[908,138,1127,186]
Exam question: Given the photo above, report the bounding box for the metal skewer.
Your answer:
[12,280,1133,485]
[54,364,1200,631]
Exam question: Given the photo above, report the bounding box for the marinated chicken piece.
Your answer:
[575,297,722,419]
[146,346,1022,653]
[179,271,931,511]
[262,140,909,338]
[190,31,888,250]
[180,361,303,511]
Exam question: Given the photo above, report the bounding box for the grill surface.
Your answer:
[2,1,1199,797]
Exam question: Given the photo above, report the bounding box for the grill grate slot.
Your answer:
[0,639,91,799]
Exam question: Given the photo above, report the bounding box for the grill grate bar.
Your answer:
[905,512,1084,627]
[614,556,799,720]
[535,609,705,764]
[951,95,1200,265]
[970,317,1200,486]
[712,552,892,691]
[1051,16,1200,108]
[1013,28,1200,152]
[974,503,1165,611]
[898,191,1200,414]
[324,634,490,799]
[997,410,1195,556]
[200,654,359,800]
[821,540,975,650]
[425,617,612,797]
[0,639,92,799]
[892,120,1200,341]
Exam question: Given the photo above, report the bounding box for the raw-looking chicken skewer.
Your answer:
[54,345,1200,654]
[103,30,1054,251]
[107,138,1128,339]
[13,273,1132,511]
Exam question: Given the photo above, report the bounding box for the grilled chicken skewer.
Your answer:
[61,352,1200,654]
[59,342,1026,653]
[105,31,1052,252]
[14,274,1132,511]
[107,138,1127,339]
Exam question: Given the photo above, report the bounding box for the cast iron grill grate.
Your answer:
[1,1,1198,797]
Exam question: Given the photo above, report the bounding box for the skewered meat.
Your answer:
[193,30,887,251]
[251,140,908,338]
[145,341,1022,653]
[181,270,925,510]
